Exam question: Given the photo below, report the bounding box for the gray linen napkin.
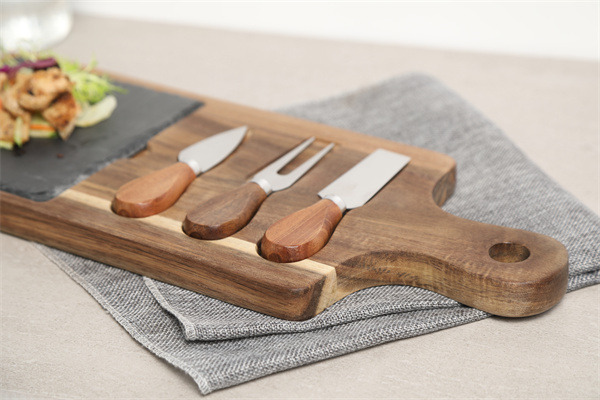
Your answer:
[38,73,599,394]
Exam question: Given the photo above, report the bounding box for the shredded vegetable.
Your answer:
[0,57,58,79]
[55,56,125,105]
[76,94,117,127]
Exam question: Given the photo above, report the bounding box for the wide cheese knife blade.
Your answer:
[112,126,248,218]
[261,149,411,263]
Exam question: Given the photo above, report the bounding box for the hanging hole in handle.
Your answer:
[489,242,531,263]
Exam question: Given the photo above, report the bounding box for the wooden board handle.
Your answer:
[112,162,196,218]
[334,207,569,318]
[183,181,268,239]
[433,214,569,317]
[261,198,343,263]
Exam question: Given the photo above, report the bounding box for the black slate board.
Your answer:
[0,82,202,201]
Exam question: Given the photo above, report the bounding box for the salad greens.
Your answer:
[55,56,125,105]
[1,50,125,149]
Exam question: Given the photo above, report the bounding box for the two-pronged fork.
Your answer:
[183,137,334,240]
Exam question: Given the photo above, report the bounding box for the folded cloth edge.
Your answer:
[34,243,214,394]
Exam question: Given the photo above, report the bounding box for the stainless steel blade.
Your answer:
[178,126,248,175]
[318,148,410,211]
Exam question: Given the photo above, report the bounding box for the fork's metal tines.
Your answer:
[251,137,334,195]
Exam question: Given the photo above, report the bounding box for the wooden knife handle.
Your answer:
[183,181,268,240]
[261,198,343,263]
[112,162,196,218]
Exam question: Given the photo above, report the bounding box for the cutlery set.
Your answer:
[112,126,411,263]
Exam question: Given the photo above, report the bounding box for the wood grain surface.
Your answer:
[261,198,344,263]
[184,181,268,239]
[112,161,196,218]
[0,77,569,320]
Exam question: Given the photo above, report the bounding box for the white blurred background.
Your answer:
[70,1,598,60]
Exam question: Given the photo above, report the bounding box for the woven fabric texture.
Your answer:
[39,74,599,394]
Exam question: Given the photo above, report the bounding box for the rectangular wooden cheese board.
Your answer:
[0,77,569,320]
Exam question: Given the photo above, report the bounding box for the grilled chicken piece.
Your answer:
[0,72,7,89]
[0,109,30,145]
[28,68,71,96]
[18,68,73,111]
[0,110,15,142]
[42,91,80,140]
[2,73,31,117]
[18,92,55,111]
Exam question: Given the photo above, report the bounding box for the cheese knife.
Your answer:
[112,126,248,218]
[183,137,334,239]
[260,148,411,262]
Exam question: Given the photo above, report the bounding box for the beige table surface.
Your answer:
[1,15,598,399]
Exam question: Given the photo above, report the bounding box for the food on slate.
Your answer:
[0,52,123,150]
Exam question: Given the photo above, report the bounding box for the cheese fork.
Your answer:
[183,137,334,240]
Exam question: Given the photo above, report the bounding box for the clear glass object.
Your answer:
[1,0,73,52]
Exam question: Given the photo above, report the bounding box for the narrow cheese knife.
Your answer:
[183,137,334,239]
[261,148,411,263]
[112,126,248,218]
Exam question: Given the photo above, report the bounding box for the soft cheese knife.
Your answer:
[183,137,334,239]
[112,126,248,218]
[261,148,411,263]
